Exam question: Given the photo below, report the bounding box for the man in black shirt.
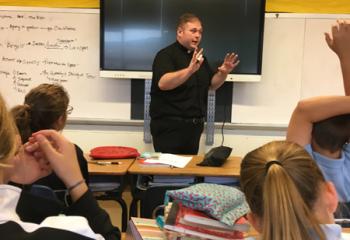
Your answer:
[150,13,239,154]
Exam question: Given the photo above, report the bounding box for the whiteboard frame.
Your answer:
[100,70,261,82]
[0,6,99,14]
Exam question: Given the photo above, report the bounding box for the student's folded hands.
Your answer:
[9,141,51,185]
[24,130,84,189]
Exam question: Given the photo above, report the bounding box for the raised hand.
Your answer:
[218,53,240,75]
[188,48,204,74]
[325,20,350,59]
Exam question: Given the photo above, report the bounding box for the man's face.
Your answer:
[177,19,202,51]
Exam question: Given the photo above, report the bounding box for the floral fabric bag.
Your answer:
[164,183,249,226]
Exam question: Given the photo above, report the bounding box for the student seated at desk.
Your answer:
[240,140,346,240]
[11,83,89,202]
[0,94,120,239]
[286,20,350,217]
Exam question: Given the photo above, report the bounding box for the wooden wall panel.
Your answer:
[267,0,350,14]
[0,0,98,8]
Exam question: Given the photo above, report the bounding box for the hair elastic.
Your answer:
[265,160,282,173]
[67,179,85,192]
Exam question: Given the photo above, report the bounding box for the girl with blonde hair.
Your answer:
[240,140,344,240]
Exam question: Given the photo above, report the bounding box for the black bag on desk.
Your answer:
[335,201,350,227]
[197,146,232,167]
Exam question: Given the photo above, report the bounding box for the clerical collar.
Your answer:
[176,41,192,54]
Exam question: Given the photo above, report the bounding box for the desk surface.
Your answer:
[124,217,257,239]
[128,155,242,177]
[87,157,135,176]
[121,225,350,239]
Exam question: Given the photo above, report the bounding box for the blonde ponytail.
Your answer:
[262,164,324,240]
[240,141,327,240]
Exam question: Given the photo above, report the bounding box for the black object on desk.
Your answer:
[197,146,232,167]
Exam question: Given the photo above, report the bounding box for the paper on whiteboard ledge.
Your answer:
[143,154,192,168]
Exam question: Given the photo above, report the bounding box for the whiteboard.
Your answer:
[0,6,130,120]
[301,18,344,98]
[232,14,350,125]
[0,8,349,125]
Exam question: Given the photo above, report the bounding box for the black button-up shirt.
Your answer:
[150,41,214,119]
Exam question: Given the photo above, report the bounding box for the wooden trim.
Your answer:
[267,0,350,14]
[0,0,349,13]
[0,0,98,8]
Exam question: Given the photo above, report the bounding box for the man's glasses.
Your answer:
[66,105,74,115]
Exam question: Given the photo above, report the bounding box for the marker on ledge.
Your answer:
[94,161,121,165]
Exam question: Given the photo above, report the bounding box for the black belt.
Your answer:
[157,116,205,124]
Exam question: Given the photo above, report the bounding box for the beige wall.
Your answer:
[63,123,285,157]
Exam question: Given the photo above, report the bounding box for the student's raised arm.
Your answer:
[287,96,350,146]
[325,20,350,95]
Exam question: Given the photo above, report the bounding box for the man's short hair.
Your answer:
[312,114,350,153]
[177,13,201,30]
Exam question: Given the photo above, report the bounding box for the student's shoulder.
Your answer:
[74,144,84,154]
[343,143,350,157]
[304,143,313,154]
[0,219,100,240]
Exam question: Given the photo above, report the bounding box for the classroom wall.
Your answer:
[0,0,349,13]
[1,1,349,157]
[63,123,286,157]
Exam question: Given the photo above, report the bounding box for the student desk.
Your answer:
[128,155,242,177]
[123,218,350,240]
[127,155,242,218]
[124,217,258,240]
[88,159,134,175]
[87,157,134,232]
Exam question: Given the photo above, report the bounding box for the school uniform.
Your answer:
[0,184,120,240]
[320,224,348,240]
[33,144,90,202]
[305,144,350,202]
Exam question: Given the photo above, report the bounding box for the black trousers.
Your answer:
[150,118,204,154]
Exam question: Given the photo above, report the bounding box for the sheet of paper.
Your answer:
[143,159,168,165]
[156,154,192,168]
[343,233,350,239]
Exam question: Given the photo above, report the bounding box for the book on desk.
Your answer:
[164,202,249,240]
[126,217,166,240]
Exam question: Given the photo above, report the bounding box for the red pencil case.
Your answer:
[90,146,140,159]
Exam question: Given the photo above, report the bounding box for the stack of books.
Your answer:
[136,175,195,190]
[150,175,196,187]
[126,217,166,240]
[164,202,250,240]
